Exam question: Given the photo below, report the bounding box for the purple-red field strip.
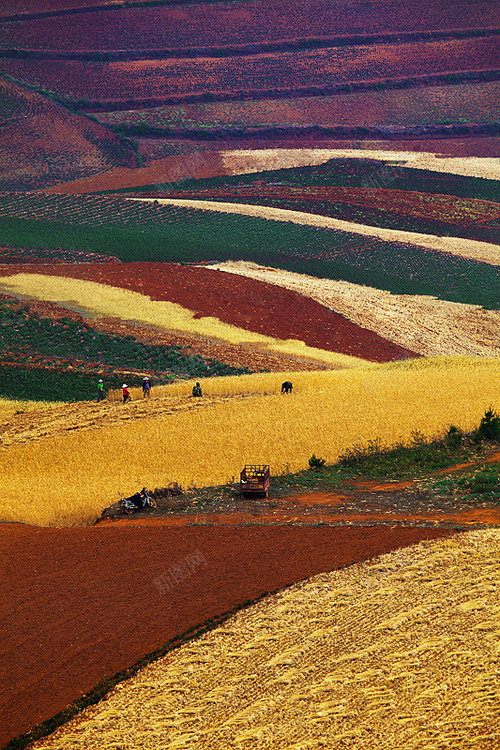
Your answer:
[96,82,500,131]
[1,38,498,104]
[1,0,498,49]
[162,186,500,226]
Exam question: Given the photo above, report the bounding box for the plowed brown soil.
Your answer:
[1,445,498,746]
[0,522,455,747]
[0,78,138,191]
[0,262,418,362]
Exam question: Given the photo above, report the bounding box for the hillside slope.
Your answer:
[0,77,138,190]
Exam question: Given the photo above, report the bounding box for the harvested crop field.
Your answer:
[0,522,460,747]
[3,527,498,749]
[162,185,500,245]
[44,147,500,196]
[0,263,418,362]
[208,261,500,358]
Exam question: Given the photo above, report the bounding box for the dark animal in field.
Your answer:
[281,381,293,394]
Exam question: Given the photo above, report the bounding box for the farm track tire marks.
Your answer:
[0,392,259,447]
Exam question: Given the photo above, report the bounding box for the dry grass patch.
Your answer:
[208,261,500,358]
[0,398,63,424]
[141,198,500,266]
[31,529,500,749]
[219,148,500,180]
[0,360,498,526]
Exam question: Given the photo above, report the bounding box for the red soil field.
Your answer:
[96,81,500,132]
[44,137,500,196]
[0,262,419,362]
[0,0,122,17]
[0,78,138,190]
[0,522,455,746]
[43,151,229,194]
[1,0,497,50]
[1,37,497,104]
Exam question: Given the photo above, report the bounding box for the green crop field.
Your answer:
[0,298,250,401]
[163,158,500,202]
[0,193,498,309]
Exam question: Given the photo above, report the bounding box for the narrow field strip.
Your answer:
[31,529,500,750]
[219,147,500,181]
[0,273,367,369]
[207,261,500,358]
[137,198,500,266]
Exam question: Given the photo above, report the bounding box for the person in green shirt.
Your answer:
[97,379,105,402]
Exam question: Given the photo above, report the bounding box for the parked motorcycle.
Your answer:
[119,487,157,515]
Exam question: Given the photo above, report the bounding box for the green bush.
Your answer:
[308,454,326,470]
[445,424,463,448]
[477,408,500,441]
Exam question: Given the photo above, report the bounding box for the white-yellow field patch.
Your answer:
[207,261,500,358]
[219,147,500,180]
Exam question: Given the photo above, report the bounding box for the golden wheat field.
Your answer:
[208,261,500,358]
[30,528,500,750]
[0,359,498,527]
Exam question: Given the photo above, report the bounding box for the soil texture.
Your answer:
[0,262,419,363]
[0,523,454,747]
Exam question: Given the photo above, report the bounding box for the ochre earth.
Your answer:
[1,444,498,746]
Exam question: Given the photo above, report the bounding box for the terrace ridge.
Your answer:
[1,28,498,60]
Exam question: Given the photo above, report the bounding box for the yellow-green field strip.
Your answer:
[0,273,366,369]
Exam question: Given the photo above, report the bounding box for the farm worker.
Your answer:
[97,379,105,402]
[142,376,151,398]
[122,383,131,404]
[192,382,202,397]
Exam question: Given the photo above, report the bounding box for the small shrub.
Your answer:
[446,424,463,448]
[308,454,326,470]
[477,408,500,441]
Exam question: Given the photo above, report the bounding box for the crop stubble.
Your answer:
[27,529,500,750]
[208,260,500,358]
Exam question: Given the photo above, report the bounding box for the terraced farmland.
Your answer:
[2,36,498,109]
[2,0,498,49]
[0,192,498,308]
[0,76,138,190]
[161,185,500,245]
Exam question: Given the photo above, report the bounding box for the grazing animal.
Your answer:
[281,381,293,394]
